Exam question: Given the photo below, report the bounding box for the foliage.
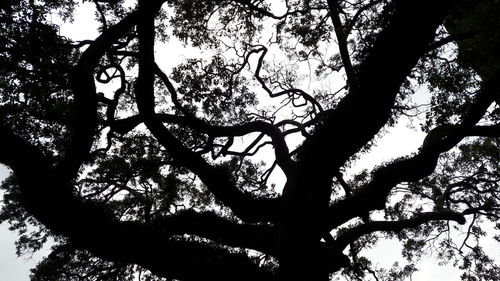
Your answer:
[0,0,499,281]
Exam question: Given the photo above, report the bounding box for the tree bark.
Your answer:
[278,166,333,281]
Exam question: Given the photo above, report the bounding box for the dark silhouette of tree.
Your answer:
[0,0,499,280]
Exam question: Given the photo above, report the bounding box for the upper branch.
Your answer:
[153,64,295,173]
[111,113,294,173]
[57,11,140,183]
[327,0,357,87]
[296,0,455,175]
[153,63,192,117]
[344,0,382,35]
[253,46,324,114]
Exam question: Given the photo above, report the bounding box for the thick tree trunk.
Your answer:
[278,168,333,281]
[276,2,456,279]
[277,228,330,281]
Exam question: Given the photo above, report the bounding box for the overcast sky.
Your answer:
[1,2,498,280]
[0,165,50,281]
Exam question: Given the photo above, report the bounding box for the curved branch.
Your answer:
[134,1,280,223]
[111,112,294,172]
[335,172,352,197]
[57,11,140,183]
[0,125,274,280]
[345,0,382,35]
[325,79,498,231]
[334,210,466,250]
[153,63,192,116]
[152,61,296,172]
[253,46,324,113]
[296,0,455,174]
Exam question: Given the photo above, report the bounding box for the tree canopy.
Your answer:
[0,0,499,280]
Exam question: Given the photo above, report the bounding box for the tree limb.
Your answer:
[57,10,140,183]
[155,210,279,256]
[327,0,357,87]
[133,1,280,223]
[334,210,466,250]
[325,78,499,231]
[296,0,455,174]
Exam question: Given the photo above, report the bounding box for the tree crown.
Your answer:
[0,0,499,280]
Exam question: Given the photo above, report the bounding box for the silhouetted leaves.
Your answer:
[0,1,499,281]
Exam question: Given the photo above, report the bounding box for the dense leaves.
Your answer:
[0,0,77,157]
[0,0,499,281]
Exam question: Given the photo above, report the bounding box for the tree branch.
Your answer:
[152,64,295,174]
[325,78,499,231]
[133,1,280,223]
[155,210,279,256]
[253,46,324,113]
[334,210,466,250]
[327,0,357,87]
[344,0,382,35]
[335,171,352,197]
[153,63,192,117]
[0,4,276,280]
[111,113,294,171]
[56,10,140,183]
[0,125,275,280]
[296,0,455,174]
[427,28,482,52]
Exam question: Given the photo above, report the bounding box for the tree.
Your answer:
[0,0,499,280]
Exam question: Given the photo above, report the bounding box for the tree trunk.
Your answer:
[278,168,333,281]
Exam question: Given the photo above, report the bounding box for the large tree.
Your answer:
[0,0,499,280]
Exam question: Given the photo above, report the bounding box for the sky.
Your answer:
[0,2,498,281]
[0,165,50,281]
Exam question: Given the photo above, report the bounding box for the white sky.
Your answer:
[0,165,51,281]
[1,2,498,281]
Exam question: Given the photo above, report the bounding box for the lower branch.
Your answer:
[0,126,274,280]
[155,210,279,256]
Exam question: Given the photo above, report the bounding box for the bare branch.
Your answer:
[253,46,324,113]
